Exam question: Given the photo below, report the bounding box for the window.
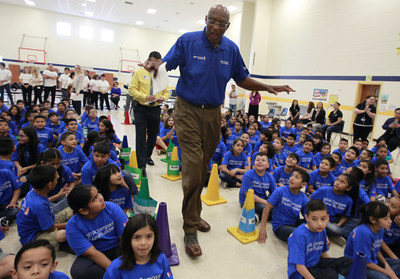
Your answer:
[80,25,93,39]
[101,29,114,42]
[57,22,71,36]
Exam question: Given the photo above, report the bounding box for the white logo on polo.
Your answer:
[193,55,206,60]
[220,60,229,65]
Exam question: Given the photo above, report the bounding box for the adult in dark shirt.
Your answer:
[288,99,300,126]
[143,4,295,258]
[353,95,376,142]
[311,101,326,130]
[320,102,343,142]
[380,108,400,152]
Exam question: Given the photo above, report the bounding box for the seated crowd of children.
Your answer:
[215,110,400,278]
[0,98,174,278]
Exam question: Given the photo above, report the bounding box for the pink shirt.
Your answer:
[249,91,261,105]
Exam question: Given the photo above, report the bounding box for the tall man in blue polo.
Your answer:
[145,4,295,258]
[129,51,170,176]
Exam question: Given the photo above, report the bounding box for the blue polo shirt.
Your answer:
[163,28,249,106]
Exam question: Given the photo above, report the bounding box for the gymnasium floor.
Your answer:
[2,102,399,278]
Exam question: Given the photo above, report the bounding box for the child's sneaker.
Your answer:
[254,213,260,224]
[330,235,346,247]
[0,217,9,232]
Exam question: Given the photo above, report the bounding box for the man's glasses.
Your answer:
[207,18,228,28]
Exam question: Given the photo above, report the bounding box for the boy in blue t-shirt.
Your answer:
[383,196,400,258]
[33,115,54,148]
[66,185,128,279]
[354,149,373,167]
[239,152,276,218]
[296,139,317,172]
[283,133,298,155]
[280,119,294,139]
[336,146,358,174]
[310,174,354,244]
[231,121,243,138]
[307,156,336,195]
[83,107,99,132]
[81,142,137,195]
[46,112,63,141]
[331,152,343,178]
[0,169,22,222]
[16,165,72,248]
[272,153,299,187]
[211,139,226,166]
[332,138,348,158]
[292,119,303,137]
[313,142,331,166]
[258,168,310,243]
[0,137,17,176]
[287,200,352,279]
[59,118,85,148]
[10,239,70,279]
[375,159,398,199]
[260,115,271,130]
[272,137,287,169]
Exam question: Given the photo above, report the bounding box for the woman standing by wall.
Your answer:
[30,66,43,105]
[353,95,376,142]
[19,66,32,105]
[288,99,300,126]
[71,65,84,115]
[248,91,261,120]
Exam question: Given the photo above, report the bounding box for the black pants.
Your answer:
[0,83,13,104]
[133,104,161,168]
[72,100,82,115]
[44,86,56,107]
[248,104,259,119]
[99,93,110,111]
[91,91,99,109]
[83,91,91,107]
[111,96,120,107]
[308,257,353,279]
[353,124,372,142]
[70,246,120,279]
[21,84,32,105]
[382,133,400,152]
[33,86,43,104]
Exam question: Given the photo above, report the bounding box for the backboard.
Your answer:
[120,59,141,73]
[18,47,46,64]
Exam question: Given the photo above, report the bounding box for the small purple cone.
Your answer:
[156,202,179,266]
[122,135,128,149]
[347,252,366,279]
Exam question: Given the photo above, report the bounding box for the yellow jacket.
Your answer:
[128,67,170,106]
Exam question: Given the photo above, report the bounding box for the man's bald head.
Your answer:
[208,4,230,22]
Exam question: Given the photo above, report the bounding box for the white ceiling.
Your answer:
[0,0,247,34]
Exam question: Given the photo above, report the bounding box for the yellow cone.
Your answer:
[161,146,182,181]
[227,189,259,244]
[201,164,227,206]
[129,150,139,169]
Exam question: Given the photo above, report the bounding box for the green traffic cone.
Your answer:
[138,177,150,200]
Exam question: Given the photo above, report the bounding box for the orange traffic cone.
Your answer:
[122,110,133,125]
[227,189,259,244]
[201,164,227,206]
[161,147,182,181]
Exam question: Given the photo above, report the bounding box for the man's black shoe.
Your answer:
[147,158,155,166]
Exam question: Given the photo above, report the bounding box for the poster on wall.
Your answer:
[329,95,338,105]
[312,89,328,101]
[380,94,389,104]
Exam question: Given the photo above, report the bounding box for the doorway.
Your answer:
[351,81,382,139]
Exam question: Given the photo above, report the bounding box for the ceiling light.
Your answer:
[196,20,204,24]
[136,21,144,25]
[146,8,157,14]
[85,11,94,16]
[24,0,36,6]
[227,5,238,12]
[178,29,186,33]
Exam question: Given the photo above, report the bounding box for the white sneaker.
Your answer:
[254,213,260,224]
